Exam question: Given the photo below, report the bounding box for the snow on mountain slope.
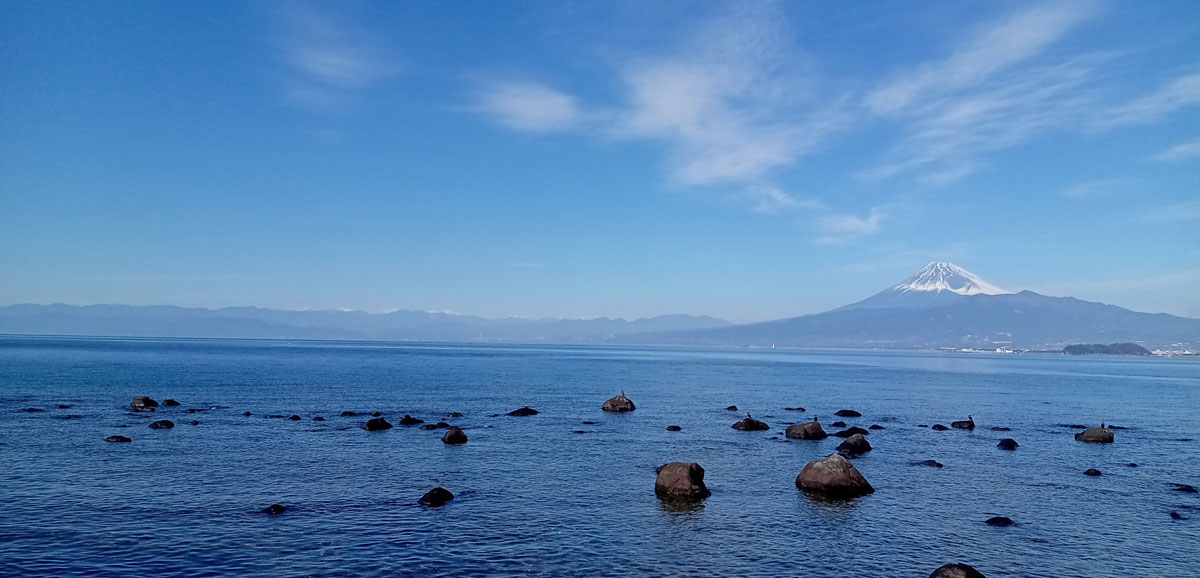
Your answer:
[892,262,1012,295]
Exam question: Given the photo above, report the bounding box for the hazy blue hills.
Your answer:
[0,303,731,342]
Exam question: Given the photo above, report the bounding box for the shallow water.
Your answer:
[1,336,1197,577]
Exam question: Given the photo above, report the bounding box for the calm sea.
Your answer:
[1,336,1197,577]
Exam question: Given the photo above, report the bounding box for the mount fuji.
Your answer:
[636,262,1200,350]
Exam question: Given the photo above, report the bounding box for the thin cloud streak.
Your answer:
[470,80,582,132]
[1141,200,1200,223]
[816,207,886,243]
[1150,135,1200,162]
[1095,70,1200,129]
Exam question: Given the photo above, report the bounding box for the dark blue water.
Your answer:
[1,336,1197,577]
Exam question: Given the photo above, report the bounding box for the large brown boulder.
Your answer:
[1075,427,1113,443]
[442,426,468,444]
[131,396,158,408]
[786,420,828,440]
[836,433,872,455]
[601,393,635,412]
[795,453,874,498]
[930,562,986,578]
[732,414,769,431]
[654,462,710,500]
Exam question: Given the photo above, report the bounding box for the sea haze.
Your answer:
[1,336,1197,577]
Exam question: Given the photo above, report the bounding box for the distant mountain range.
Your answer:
[0,303,730,342]
[3,262,1197,349]
[628,262,1200,350]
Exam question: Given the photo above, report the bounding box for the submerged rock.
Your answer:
[130,396,158,408]
[419,424,438,430]
[442,426,468,445]
[507,406,539,416]
[434,422,450,428]
[104,435,132,443]
[836,433,872,455]
[785,420,828,440]
[929,562,987,578]
[834,409,861,417]
[1169,483,1197,493]
[242,411,252,416]
[914,459,944,468]
[1126,463,1138,467]
[831,421,847,428]
[832,426,869,438]
[731,414,769,431]
[985,516,1014,526]
[364,417,393,431]
[581,421,597,425]
[655,462,710,501]
[1084,468,1102,476]
[419,487,455,507]
[262,504,286,515]
[1170,511,1186,520]
[447,412,464,418]
[148,420,174,429]
[931,424,950,431]
[371,411,382,417]
[1075,427,1114,443]
[796,453,874,499]
[162,399,181,407]
[57,404,73,409]
[666,425,682,431]
[951,415,975,430]
[341,411,357,417]
[398,414,424,425]
[312,416,325,422]
[602,392,636,412]
[997,438,1019,450]
[868,424,885,430]
[725,405,739,411]
[187,420,199,426]
[784,407,806,412]
[288,415,301,421]
[990,426,1011,431]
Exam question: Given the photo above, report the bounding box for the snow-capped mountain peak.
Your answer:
[892,262,1012,296]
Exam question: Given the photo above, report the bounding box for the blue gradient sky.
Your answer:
[2,0,1197,322]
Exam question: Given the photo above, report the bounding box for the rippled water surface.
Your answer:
[1,336,1198,577]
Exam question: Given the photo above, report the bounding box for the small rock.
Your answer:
[834,409,861,417]
[18,407,45,413]
[931,424,949,431]
[187,420,199,426]
[601,393,635,412]
[1075,427,1114,443]
[990,426,1011,431]
[1169,483,1198,493]
[57,404,73,409]
[1084,468,1101,476]
[832,426,869,438]
[836,433,872,455]
[104,435,132,443]
[131,396,158,408]
[666,425,682,431]
[784,407,806,411]
[732,414,769,431]
[364,417,393,431]
[655,462,710,501]
[785,420,828,440]
[725,405,739,411]
[131,406,156,412]
[442,426,468,444]
[434,422,450,428]
[262,504,286,515]
[1061,424,1089,429]
[831,421,847,428]
[341,411,357,417]
[186,408,204,413]
[929,562,987,578]
[398,414,424,425]
[914,459,944,467]
[419,424,438,430]
[984,516,1013,526]
[868,424,885,430]
[572,430,586,434]
[288,415,301,421]
[997,438,1019,450]
[1170,510,1186,520]
[242,411,252,416]
[312,416,325,421]
[581,421,597,425]
[149,420,174,429]
[447,412,464,418]
[918,424,929,428]
[60,414,83,420]
[1126,463,1138,467]
[371,411,382,417]
[951,416,975,430]
[419,487,454,507]
[162,399,181,407]
[507,406,539,416]
[795,453,874,498]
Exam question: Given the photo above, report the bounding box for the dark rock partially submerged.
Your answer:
[868,424,885,430]
[831,421,847,428]
[666,425,682,431]
[442,426,468,444]
[601,393,635,412]
[104,435,132,443]
[990,426,1011,431]
[341,411,357,417]
[929,562,987,578]
[1075,427,1114,443]
[1084,468,1101,476]
[364,417,393,431]
[507,406,539,416]
[985,516,1013,526]
[731,414,769,431]
[725,405,739,411]
[419,424,438,430]
[420,487,455,507]
[1169,483,1197,493]
[288,415,302,421]
[398,414,424,425]
[447,411,464,418]
[1170,511,1186,520]
[655,462,710,501]
[131,396,158,408]
[785,420,828,440]
[162,399,181,407]
[796,453,874,498]
[832,426,869,438]
[243,411,252,416]
[262,504,286,515]
[997,438,1019,450]
[312,416,325,421]
[187,420,199,426]
[914,459,944,468]
[784,407,806,411]
[834,409,861,417]
[148,420,174,429]
[931,424,950,431]
[951,416,975,430]
[836,433,872,455]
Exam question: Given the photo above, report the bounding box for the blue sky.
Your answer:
[1,0,1197,322]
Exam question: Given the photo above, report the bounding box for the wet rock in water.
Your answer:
[831,421,847,428]
[835,409,861,417]
[447,412,464,418]
[185,408,205,413]
[836,433,872,455]
[581,421,597,425]
[784,407,806,412]
[655,462,710,501]
[795,453,874,498]
[929,562,987,578]
[951,416,975,430]
[507,406,539,416]
[148,420,174,429]
[288,415,302,421]
[1170,510,1186,520]
[931,424,950,431]
[1061,424,1089,429]
[1084,468,1101,476]
[918,424,929,428]
[364,417,393,431]
[914,459,944,468]
[371,411,382,417]
[341,411,357,417]
[731,414,769,431]
[572,430,586,434]
[666,425,682,431]
[442,426,468,444]
[265,415,285,419]
[131,396,158,408]
[1126,463,1138,467]
[104,435,132,443]
[419,487,455,507]
[398,414,424,425]
[786,420,828,440]
[312,416,325,422]
[434,422,450,428]
[1108,425,1129,430]
[162,399,181,407]
[57,404,73,409]
[19,407,46,413]
[990,426,1011,431]
[997,438,1019,450]
[187,420,199,426]
[60,414,83,420]
[262,504,286,515]
[1074,427,1114,443]
[131,406,156,412]
[984,516,1014,526]
[243,411,252,416]
[419,424,438,430]
[487,413,500,417]
[832,426,869,438]
[1169,483,1198,493]
[601,393,636,412]
[868,424,885,430]
[725,405,739,411]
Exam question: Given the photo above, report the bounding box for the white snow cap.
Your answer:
[892,262,1012,295]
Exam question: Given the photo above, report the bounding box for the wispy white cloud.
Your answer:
[816,207,886,243]
[737,185,823,215]
[1096,70,1200,129]
[470,81,582,132]
[274,3,397,111]
[1150,135,1200,162]
[1061,179,1129,199]
[1142,200,1200,222]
